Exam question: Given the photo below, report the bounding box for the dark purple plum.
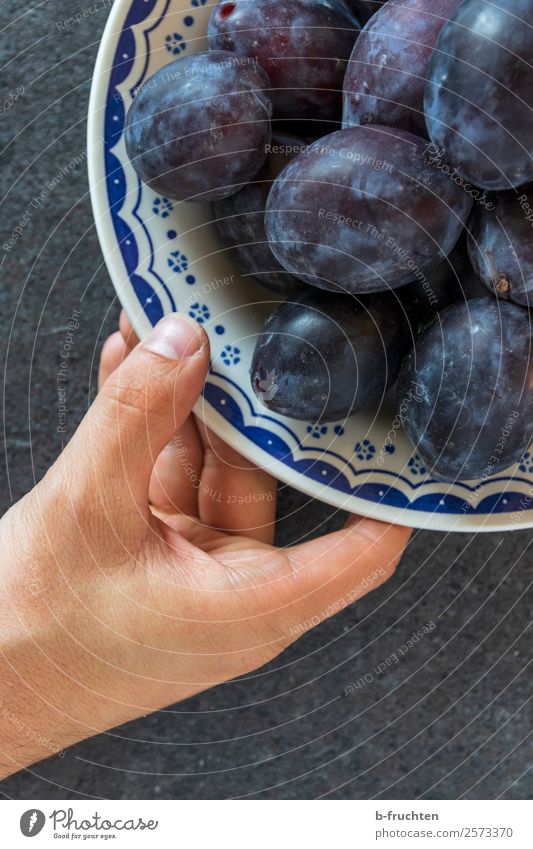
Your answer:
[124,51,272,202]
[399,234,486,330]
[265,125,473,295]
[272,117,340,140]
[213,134,308,295]
[425,0,533,190]
[251,288,411,422]
[398,299,533,481]
[467,186,533,308]
[343,0,462,137]
[208,0,360,122]
[343,0,387,23]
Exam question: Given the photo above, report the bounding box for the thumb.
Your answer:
[72,314,210,510]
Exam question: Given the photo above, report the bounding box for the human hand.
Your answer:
[0,311,410,775]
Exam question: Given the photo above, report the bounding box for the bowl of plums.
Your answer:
[88,0,533,532]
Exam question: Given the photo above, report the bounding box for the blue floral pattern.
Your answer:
[189,303,210,324]
[221,345,241,366]
[153,196,173,218]
[355,439,376,461]
[408,454,428,476]
[167,250,189,273]
[307,424,328,440]
[518,451,533,474]
[165,32,186,55]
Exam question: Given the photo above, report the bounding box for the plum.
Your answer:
[468,186,533,308]
[343,1,387,24]
[124,51,272,202]
[265,125,472,294]
[399,234,486,330]
[425,0,533,190]
[208,0,360,121]
[213,134,307,295]
[398,298,533,481]
[251,288,410,421]
[343,0,463,137]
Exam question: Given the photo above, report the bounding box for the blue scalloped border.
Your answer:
[204,381,531,515]
[101,0,530,517]
[104,0,172,324]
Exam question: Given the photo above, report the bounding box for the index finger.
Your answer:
[281,517,411,635]
[119,310,140,350]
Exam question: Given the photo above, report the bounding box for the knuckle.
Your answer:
[100,374,171,420]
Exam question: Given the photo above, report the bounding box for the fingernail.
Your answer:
[143,315,204,360]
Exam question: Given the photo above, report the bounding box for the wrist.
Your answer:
[0,495,197,777]
[0,497,132,775]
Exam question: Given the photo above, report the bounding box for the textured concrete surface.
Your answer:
[0,1,531,800]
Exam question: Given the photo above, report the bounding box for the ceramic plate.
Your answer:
[87,0,533,532]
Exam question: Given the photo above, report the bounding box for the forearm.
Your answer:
[0,575,172,778]
[0,502,156,778]
[0,620,90,777]
[0,511,110,775]
[0,496,208,778]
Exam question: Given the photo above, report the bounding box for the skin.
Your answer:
[0,310,410,777]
